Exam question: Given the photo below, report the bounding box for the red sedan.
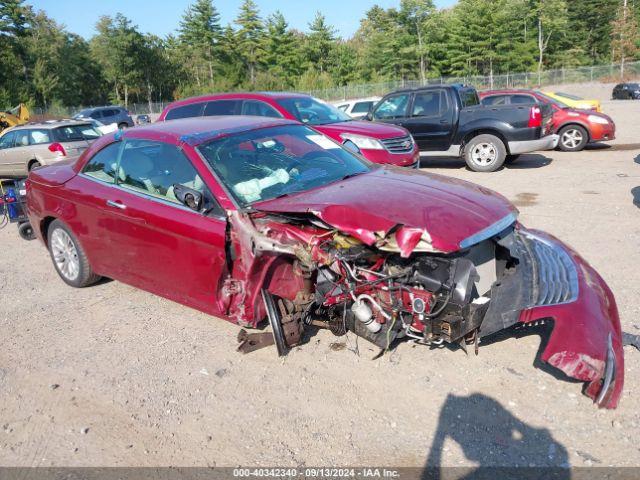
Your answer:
[26,117,623,408]
[479,89,615,152]
[158,92,420,167]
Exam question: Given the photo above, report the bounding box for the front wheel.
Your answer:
[47,219,101,287]
[558,125,588,152]
[464,134,506,172]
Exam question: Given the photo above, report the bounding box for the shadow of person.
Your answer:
[423,393,570,480]
[635,154,640,165]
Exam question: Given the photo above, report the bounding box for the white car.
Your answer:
[332,97,381,120]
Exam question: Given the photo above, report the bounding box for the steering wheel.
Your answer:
[301,150,341,165]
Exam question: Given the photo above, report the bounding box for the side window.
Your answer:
[14,130,30,147]
[116,139,221,214]
[82,142,121,183]
[482,95,508,106]
[511,95,536,104]
[336,104,348,111]
[0,131,16,149]
[90,111,103,119]
[165,103,205,121]
[411,90,446,117]
[372,94,410,120]
[241,100,281,118]
[204,100,242,116]
[352,101,374,114]
[29,129,52,145]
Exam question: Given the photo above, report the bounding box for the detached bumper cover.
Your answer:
[481,227,624,408]
[508,134,559,154]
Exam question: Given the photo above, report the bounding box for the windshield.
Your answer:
[535,92,569,109]
[276,97,352,125]
[54,124,101,141]
[197,124,371,207]
[74,109,92,118]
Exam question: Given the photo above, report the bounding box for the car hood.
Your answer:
[254,167,518,255]
[314,120,409,140]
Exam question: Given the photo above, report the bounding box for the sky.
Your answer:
[25,0,457,40]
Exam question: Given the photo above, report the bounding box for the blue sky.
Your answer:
[25,0,456,39]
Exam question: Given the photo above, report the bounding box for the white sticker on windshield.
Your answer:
[306,134,339,150]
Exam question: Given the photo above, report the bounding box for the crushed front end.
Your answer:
[222,210,624,409]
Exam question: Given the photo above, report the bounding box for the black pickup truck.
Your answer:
[366,84,558,172]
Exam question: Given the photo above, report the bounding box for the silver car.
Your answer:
[0,121,101,178]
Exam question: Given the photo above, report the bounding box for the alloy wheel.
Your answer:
[51,228,80,281]
[561,128,584,149]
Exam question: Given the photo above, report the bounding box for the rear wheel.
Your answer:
[47,219,101,287]
[558,125,588,152]
[464,134,506,172]
[118,122,128,130]
[505,154,520,164]
[28,160,41,171]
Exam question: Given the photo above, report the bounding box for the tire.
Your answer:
[464,134,506,172]
[505,154,520,164]
[28,160,41,172]
[18,222,35,241]
[47,219,101,288]
[558,125,588,152]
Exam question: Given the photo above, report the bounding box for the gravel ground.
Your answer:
[0,95,639,469]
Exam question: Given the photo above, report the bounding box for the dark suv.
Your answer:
[73,106,134,128]
[612,83,640,100]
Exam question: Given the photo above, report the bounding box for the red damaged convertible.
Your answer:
[25,117,623,408]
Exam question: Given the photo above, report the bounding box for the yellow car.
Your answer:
[543,91,602,112]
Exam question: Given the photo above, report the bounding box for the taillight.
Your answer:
[528,106,542,128]
[48,142,67,157]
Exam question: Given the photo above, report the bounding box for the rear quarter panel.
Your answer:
[456,105,541,144]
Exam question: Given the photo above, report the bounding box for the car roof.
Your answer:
[9,119,95,130]
[123,116,300,146]
[80,106,124,111]
[166,91,311,109]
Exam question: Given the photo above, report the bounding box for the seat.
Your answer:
[118,151,158,194]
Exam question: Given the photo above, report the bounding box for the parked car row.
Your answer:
[0,82,624,178]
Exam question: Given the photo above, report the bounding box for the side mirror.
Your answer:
[342,139,361,155]
[173,184,202,211]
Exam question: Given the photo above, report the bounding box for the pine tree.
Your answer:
[235,0,263,85]
[305,12,336,74]
[262,12,300,85]
[178,0,222,86]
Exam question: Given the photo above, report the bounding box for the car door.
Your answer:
[401,89,454,151]
[100,138,228,315]
[0,130,17,176]
[7,129,32,176]
[370,93,411,127]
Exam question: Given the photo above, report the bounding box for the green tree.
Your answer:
[91,13,145,105]
[305,12,336,73]
[262,11,300,84]
[611,0,640,77]
[398,0,435,82]
[178,0,222,85]
[235,0,263,86]
[532,0,568,84]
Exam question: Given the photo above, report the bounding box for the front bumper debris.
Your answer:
[481,227,624,408]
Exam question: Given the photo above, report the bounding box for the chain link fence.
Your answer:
[305,61,640,101]
[32,61,640,118]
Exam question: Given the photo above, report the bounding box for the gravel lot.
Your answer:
[1,94,639,470]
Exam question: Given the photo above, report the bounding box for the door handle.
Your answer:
[106,199,126,210]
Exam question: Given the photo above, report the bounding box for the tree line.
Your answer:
[1,0,639,111]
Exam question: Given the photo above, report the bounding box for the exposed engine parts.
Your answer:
[230,211,510,357]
